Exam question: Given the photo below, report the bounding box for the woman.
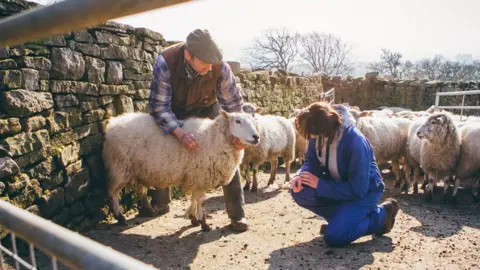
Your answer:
[290,102,399,247]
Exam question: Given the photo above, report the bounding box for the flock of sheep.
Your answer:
[100,101,480,230]
[348,105,480,205]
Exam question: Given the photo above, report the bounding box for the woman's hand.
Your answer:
[290,176,303,193]
[299,171,319,189]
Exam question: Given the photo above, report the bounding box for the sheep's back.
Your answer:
[356,117,407,163]
[103,113,241,191]
[245,115,295,162]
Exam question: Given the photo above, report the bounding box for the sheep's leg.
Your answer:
[267,159,278,186]
[187,193,200,227]
[392,160,402,188]
[472,176,480,202]
[425,173,437,203]
[137,184,155,217]
[243,164,251,191]
[421,173,428,190]
[111,195,128,226]
[449,176,460,206]
[443,176,451,204]
[107,177,128,226]
[195,192,211,232]
[284,159,292,183]
[251,163,259,192]
[413,167,420,194]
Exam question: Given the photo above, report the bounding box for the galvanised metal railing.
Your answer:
[434,89,480,121]
[0,199,157,270]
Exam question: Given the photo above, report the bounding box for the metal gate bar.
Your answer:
[0,200,157,270]
[0,0,195,47]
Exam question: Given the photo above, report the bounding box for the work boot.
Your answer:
[230,217,248,232]
[375,197,399,236]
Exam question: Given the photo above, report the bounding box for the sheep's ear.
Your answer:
[220,110,229,119]
[255,107,264,114]
[359,111,369,117]
[369,111,374,116]
[435,115,446,124]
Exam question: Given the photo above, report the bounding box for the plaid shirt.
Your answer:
[149,55,244,134]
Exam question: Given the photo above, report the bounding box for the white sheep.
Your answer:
[102,110,260,231]
[402,116,429,194]
[453,123,480,203]
[241,103,296,192]
[355,116,412,189]
[416,112,461,203]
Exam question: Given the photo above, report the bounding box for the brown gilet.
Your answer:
[161,42,222,119]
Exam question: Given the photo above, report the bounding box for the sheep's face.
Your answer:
[221,110,260,146]
[417,113,450,140]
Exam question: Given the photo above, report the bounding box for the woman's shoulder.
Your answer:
[341,126,371,149]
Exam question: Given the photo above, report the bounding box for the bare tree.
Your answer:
[297,32,354,76]
[414,55,444,80]
[367,49,404,79]
[242,27,298,72]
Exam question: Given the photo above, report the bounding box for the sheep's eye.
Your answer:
[236,120,241,124]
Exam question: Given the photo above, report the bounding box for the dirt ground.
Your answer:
[5,165,480,270]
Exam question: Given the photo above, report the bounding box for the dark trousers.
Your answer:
[150,102,246,221]
[290,185,386,246]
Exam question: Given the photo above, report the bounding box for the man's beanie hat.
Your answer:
[186,29,223,64]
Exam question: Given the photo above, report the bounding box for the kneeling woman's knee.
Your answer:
[323,226,352,247]
[289,187,315,207]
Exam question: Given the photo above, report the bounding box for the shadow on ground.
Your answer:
[381,171,480,239]
[268,236,393,270]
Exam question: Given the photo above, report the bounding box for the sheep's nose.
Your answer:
[252,134,260,144]
[417,131,422,138]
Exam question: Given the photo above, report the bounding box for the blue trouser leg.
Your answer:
[290,186,342,220]
[290,186,387,247]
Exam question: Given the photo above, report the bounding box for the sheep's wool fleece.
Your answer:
[243,114,295,164]
[102,112,243,193]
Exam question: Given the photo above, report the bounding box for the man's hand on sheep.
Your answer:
[231,135,248,151]
[173,127,200,151]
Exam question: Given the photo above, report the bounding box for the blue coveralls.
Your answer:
[290,125,387,247]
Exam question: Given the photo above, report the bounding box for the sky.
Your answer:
[30,0,480,73]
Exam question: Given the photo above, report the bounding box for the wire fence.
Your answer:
[0,199,157,270]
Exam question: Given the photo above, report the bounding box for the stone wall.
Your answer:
[236,68,323,116]
[322,73,480,114]
[0,0,324,235]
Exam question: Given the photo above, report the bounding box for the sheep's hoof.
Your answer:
[243,183,250,191]
[189,215,200,226]
[201,223,212,232]
[413,185,419,194]
[267,179,274,186]
[251,186,258,192]
[138,206,155,217]
[117,216,128,226]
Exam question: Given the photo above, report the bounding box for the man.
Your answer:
[147,29,249,231]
